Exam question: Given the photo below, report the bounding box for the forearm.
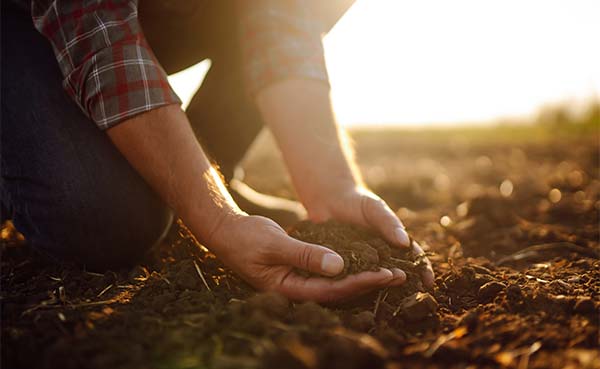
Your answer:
[106,105,242,244]
[255,79,363,208]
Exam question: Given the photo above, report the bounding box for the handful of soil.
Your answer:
[288,220,426,282]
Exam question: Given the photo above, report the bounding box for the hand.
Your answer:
[303,184,435,288]
[254,79,434,289]
[206,213,407,302]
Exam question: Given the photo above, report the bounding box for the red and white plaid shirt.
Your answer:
[29,0,329,130]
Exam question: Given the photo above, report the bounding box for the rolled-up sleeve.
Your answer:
[238,0,330,95]
[31,0,181,130]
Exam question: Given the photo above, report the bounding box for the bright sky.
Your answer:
[168,0,600,127]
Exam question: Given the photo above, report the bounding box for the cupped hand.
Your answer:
[303,185,435,288]
[206,213,407,302]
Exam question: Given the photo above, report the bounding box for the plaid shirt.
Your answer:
[30,0,329,130]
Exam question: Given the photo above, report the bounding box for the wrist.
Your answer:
[181,167,247,253]
[189,205,247,254]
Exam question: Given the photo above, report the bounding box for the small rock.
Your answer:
[478,281,506,302]
[399,292,438,320]
[573,297,596,314]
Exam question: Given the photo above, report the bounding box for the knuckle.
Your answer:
[297,245,314,271]
[369,197,387,215]
[361,195,384,221]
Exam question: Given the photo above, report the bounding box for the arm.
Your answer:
[256,79,435,288]
[107,105,402,301]
[238,1,409,247]
[106,105,238,242]
[239,1,434,287]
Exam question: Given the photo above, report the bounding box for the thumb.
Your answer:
[277,238,345,277]
[361,196,410,248]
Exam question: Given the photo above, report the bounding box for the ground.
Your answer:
[2,122,599,369]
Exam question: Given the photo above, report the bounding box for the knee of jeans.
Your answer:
[16,181,173,271]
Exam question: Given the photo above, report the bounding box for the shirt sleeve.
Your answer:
[238,0,331,96]
[31,0,181,130]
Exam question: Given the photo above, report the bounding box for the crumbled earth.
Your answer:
[2,125,600,369]
[288,220,427,285]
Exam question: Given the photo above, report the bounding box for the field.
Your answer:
[2,122,599,369]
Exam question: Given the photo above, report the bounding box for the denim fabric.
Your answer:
[1,3,173,270]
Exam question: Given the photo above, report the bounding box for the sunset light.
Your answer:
[169,0,600,127]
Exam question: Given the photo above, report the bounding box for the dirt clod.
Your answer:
[477,281,506,302]
[397,292,438,320]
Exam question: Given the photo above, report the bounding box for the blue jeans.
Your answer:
[1,1,352,270]
[1,3,176,270]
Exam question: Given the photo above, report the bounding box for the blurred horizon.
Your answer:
[168,0,600,127]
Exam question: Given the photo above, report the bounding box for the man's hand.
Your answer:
[303,184,435,288]
[207,214,407,302]
[256,79,435,289]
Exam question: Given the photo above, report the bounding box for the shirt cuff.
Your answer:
[244,37,330,95]
[239,1,331,96]
[71,41,181,130]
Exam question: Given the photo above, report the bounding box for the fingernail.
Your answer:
[379,268,394,279]
[391,268,407,280]
[321,253,344,276]
[391,268,406,285]
[394,227,410,247]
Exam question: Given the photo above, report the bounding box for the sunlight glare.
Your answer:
[324,0,600,126]
[167,1,600,127]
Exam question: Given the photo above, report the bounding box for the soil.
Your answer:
[289,220,426,284]
[2,126,600,369]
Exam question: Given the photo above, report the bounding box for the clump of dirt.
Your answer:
[289,220,426,282]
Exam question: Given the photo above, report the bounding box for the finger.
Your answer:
[387,268,407,287]
[276,268,395,302]
[274,237,345,277]
[413,241,435,288]
[361,196,410,248]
